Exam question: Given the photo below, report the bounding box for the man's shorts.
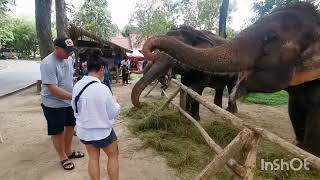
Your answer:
[41,104,76,135]
[80,129,117,148]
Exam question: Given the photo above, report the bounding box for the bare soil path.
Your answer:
[0,79,295,180]
[0,81,181,180]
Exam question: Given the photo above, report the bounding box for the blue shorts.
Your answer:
[80,129,117,148]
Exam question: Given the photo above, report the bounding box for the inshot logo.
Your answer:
[261,158,310,171]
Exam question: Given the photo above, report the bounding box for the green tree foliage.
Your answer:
[130,0,174,41]
[226,27,238,38]
[0,17,14,48]
[173,0,236,30]
[198,0,222,30]
[72,0,118,39]
[121,24,139,37]
[253,0,301,18]
[0,0,14,15]
[1,16,38,58]
[174,0,198,27]
[129,0,237,41]
[11,18,38,58]
[175,0,222,30]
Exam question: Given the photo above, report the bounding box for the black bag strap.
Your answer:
[75,80,98,113]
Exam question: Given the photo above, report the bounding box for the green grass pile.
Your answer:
[203,88,289,105]
[242,91,289,105]
[129,73,143,80]
[123,101,215,173]
[123,101,320,179]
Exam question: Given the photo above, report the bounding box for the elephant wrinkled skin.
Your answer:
[143,3,320,157]
[131,26,239,120]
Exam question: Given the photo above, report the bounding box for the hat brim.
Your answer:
[63,46,78,52]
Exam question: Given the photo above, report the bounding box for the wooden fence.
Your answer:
[144,79,320,180]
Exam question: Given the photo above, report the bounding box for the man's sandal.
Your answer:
[68,150,85,159]
[60,159,75,170]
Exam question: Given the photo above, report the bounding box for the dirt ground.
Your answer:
[148,85,295,142]
[0,79,296,180]
[0,81,181,180]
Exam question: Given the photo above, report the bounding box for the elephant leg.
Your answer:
[288,95,307,146]
[226,83,238,113]
[214,89,223,108]
[186,94,199,120]
[302,106,320,157]
[180,74,190,111]
[187,84,204,121]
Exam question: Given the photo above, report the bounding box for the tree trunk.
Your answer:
[218,0,229,38]
[55,0,68,37]
[35,0,53,59]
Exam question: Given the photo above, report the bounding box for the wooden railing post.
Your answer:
[161,88,180,109]
[154,79,320,179]
[243,136,260,180]
[36,80,42,93]
[195,129,254,180]
[161,89,246,178]
[0,133,3,143]
[170,79,320,170]
[144,80,159,97]
[179,88,188,111]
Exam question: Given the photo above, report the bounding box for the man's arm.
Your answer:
[47,84,72,100]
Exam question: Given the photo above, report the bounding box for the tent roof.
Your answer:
[69,25,133,53]
[126,50,144,57]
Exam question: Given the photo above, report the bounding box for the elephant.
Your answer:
[131,26,239,120]
[141,60,170,90]
[142,2,320,157]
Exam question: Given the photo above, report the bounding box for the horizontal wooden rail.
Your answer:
[195,129,254,180]
[162,90,246,178]
[144,80,159,97]
[170,79,320,170]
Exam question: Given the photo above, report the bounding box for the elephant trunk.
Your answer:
[131,53,174,107]
[143,34,262,72]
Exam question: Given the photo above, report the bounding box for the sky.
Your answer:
[10,0,255,31]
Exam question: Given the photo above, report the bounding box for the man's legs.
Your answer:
[64,126,75,156]
[121,69,126,85]
[127,72,130,84]
[51,132,68,161]
[42,105,69,161]
[125,73,129,84]
[102,141,119,180]
[85,144,101,180]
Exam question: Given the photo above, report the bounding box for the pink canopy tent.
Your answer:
[126,50,144,61]
[126,50,145,71]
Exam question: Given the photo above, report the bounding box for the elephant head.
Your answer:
[143,2,320,92]
[131,26,229,107]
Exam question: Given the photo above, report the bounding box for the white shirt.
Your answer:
[71,75,121,141]
[121,59,127,66]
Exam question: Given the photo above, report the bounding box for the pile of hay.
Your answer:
[123,101,320,179]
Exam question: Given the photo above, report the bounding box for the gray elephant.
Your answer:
[131,26,238,120]
[142,2,320,157]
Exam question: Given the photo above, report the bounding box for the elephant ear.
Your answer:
[290,41,320,86]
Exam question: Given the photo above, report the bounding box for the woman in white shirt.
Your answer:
[72,48,120,180]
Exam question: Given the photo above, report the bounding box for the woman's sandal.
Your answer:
[68,150,85,159]
[60,159,75,170]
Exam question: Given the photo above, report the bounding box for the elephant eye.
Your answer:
[263,31,279,45]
